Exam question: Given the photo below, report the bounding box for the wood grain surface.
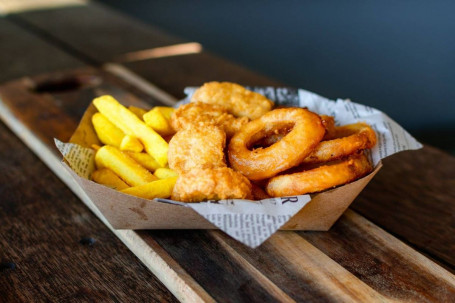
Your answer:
[1,3,455,302]
[1,67,454,302]
[10,2,182,63]
[353,146,455,270]
[0,19,83,84]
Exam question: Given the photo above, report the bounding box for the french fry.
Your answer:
[91,168,130,190]
[95,145,157,186]
[121,177,177,199]
[124,151,162,172]
[91,144,102,151]
[93,95,169,166]
[143,107,175,136]
[128,106,148,120]
[120,135,143,152]
[154,167,179,179]
[91,112,124,147]
[156,106,175,120]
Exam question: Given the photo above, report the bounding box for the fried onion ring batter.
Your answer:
[228,108,325,180]
[266,152,373,197]
[301,122,376,165]
[191,82,274,119]
[253,115,336,147]
[320,115,337,140]
[171,167,252,202]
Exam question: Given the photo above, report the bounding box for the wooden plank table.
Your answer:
[1,3,454,302]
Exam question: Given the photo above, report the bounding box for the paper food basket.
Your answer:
[56,86,421,247]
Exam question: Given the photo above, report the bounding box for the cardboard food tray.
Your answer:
[62,102,381,231]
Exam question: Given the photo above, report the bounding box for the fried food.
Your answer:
[92,112,124,147]
[191,82,274,119]
[251,183,271,200]
[171,102,249,138]
[320,115,337,140]
[228,108,325,180]
[251,114,336,148]
[154,167,179,179]
[301,122,377,165]
[122,177,177,199]
[128,106,148,120]
[266,152,373,197]
[171,167,252,202]
[89,86,377,203]
[95,145,157,186]
[168,126,226,174]
[246,116,375,166]
[119,135,144,152]
[93,95,169,167]
[155,106,175,120]
[124,151,162,172]
[143,106,175,136]
[91,168,129,190]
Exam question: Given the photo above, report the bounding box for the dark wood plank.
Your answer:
[302,211,455,301]
[12,2,182,63]
[150,223,455,302]
[149,230,371,302]
[352,146,455,270]
[144,230,295,303]
[0,120,177,302]
[0,18,84,84]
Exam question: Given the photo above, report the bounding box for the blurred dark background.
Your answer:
[97,0,454,153]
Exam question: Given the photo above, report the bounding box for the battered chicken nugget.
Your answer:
[171,102,249,138]
[171,167,252,202]
[168,126,226,174]
[191,82,274,120]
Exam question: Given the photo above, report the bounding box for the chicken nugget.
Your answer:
[168,126,226,174]
[171,102,248,138]
[191,82,274,120]
[171,167,252,202]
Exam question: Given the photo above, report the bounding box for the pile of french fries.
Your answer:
[90,95,178,200]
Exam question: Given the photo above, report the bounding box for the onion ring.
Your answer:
[301,122,376,165]
[253,115,336,148]
[266,152,373,197]
[228,108,325,180]
[320,115,336,140]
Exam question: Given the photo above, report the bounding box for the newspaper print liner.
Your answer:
[56,87,422,248]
